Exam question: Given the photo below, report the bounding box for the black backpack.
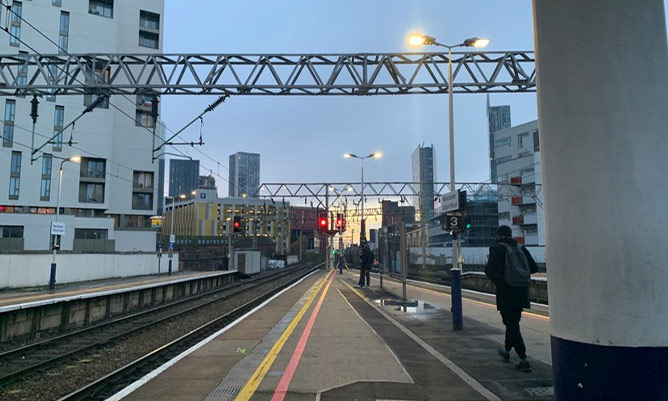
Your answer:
[500,242,531,287]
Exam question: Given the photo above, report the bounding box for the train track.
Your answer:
[0,263,319,399]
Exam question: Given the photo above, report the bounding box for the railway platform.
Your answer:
[110,269,554,401]
[0,270,236,311]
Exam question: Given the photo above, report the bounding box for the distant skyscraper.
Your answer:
[412,145,436,222]
[169,159,199,197]
[487,95,511,183]
[228,152,261,197]
[199,175,217,191]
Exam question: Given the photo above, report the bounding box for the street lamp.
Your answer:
[49,155,81,291]
[408,34,489,330]
[343,152,381,242]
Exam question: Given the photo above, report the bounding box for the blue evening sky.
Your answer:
[161,1,538,195]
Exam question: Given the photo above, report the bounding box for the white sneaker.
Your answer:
[354,284,361,288]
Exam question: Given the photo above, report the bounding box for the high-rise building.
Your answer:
[381,200,416,227]
[228,152,260,198]
[493,120,545,246]
[412,145,436,222]
[169,159,199,197]
[0,0,165,252]
[198,174,217,192]
[487,96,512,183]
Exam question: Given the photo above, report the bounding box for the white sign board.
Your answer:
[50,221,66,236]
[440,190,462,213]
[170,234,176,244]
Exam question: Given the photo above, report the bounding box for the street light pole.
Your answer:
[50,156,80,291]
[408,34,489,330]
[168,195,175,276]
[344,152,381,243]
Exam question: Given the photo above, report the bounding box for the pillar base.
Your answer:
[551,336,668,400]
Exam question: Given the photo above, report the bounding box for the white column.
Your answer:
[533,0,668,399]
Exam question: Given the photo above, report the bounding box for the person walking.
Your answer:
[485,225,538,372]
[336,254,345,274]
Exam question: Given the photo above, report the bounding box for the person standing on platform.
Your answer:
[336,254,345,274]
[485,225,538,372]
[355,241,374,288]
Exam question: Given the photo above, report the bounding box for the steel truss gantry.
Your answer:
[0,51,535,97]
[257,182,543,210]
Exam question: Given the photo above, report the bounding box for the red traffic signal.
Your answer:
[317,211,329,232]
[233,216,242,233]
[335,213,346,231]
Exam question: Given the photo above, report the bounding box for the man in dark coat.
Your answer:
[485,225,538,372]
[356,241,374,288]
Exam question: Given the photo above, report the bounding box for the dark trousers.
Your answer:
[501,309,527,359]
[358,267,368,286]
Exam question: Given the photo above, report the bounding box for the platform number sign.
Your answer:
[443,213,462,232]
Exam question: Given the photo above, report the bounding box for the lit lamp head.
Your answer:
[463,37,490,48]
[408,34,436,47]
[343,153,354,159]
[69,155,81,164]
[372,152,382,159]
[178,194,186,199]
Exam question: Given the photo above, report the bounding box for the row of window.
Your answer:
[0,225,109,240]
[7,1,158,52]
[5,152,154,210]
[3,100,64,150]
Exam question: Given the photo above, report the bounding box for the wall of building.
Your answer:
[0,252,178,288]
[0,0,165,252]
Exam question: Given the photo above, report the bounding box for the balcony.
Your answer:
[510,176,522,184]
[513,214,538,225]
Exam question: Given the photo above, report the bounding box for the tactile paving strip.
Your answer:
[204,276,322,401]
[525,386,554,396]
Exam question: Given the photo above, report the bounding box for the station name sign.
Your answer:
[440,190,467,213]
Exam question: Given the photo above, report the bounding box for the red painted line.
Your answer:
[270,271,336,401]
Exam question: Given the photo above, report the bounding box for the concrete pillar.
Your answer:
[533,1,668,399]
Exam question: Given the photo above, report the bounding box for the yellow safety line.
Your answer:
[233,270,334,401]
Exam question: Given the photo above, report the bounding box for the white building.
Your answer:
[0,0,165,252]
[493,120,545,246]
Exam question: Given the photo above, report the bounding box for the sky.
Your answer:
[160,0,539,196]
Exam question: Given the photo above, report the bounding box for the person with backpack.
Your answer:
[355,241,374,288]
[485,225,538,372]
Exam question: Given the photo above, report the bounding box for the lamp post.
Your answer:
[344,152,381,242]
[408,34,489,330]
[50,155,81,291]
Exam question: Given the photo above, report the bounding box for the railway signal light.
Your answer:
[336,213,346,231]
[233,216,242,233]
[317,211,329,232]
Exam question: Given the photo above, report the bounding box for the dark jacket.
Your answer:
[360,247,374,269]
[484,237,538,311]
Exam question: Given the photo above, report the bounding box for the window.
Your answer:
[133,171,153,189]
[46,63,59,101]
[495,137,511,148]
[58,12,69,53]
[0,225,23,238]
[41,154,52,200]
[3,100,16,147]
[132,193,153,210]
[140,10,160,30]
[52,0,61,6]
[139,10,160,49]
[139,31,159,49]
[74,228,108,239]
[518,133,528,148]
[53,106,64,151]
[9,151,21,199]
[135,110,155,128]
[79,183,105,203]
[81,158,105,178]
[84,64,110,109]
[16,51,28,96]
[496,155,512,165]
[89,0,113,18]
[9,2,21,47]
[533,130,540,152]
